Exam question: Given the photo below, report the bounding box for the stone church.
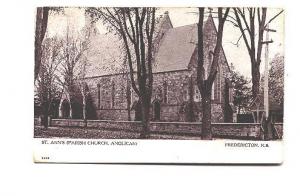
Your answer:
[59,11,234,122]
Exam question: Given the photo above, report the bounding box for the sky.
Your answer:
[47,7,284,78]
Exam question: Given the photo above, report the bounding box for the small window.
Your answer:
[211,82,215,100]
[229,87,233,103]
[216,66,221,102]
[111,81,115,108]
[163,81,168,103]
[126,84,131,103]
[209,51,213,65]
[97,84,101,109]
[130,88,134,105]
[194,85,201,102]
[183,89,189,101]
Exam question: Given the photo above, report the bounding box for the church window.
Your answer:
[130,88,134,105]
[111,81,115,108]
[183,89,189,101]
[194,85,201,102]
[211,82,215,100]
[97,84,101,109]
[206,51,214,80]
[163,81,168,103]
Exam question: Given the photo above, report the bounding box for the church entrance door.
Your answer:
[62,99,70,118]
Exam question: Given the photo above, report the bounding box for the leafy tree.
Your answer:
[260,53,284,109]
[35,7,63,81]
[35,36,63,128]
[56,24,90,119]
[231,67,252,114]
[269,54,284,107]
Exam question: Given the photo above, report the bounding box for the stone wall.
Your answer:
[212,123,261,139]
[51,119,142,132]
[51,119,86,127]
[87,120,142,132]
[50,119,268,139]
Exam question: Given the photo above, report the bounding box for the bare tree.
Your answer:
[86,8,157,138]
[197,8,230,139]
[233,8,283,98]
[119,56,133,121]
[35,7,63,81]
[77,60,89,124]
[36,36,63,128]
[58,26,89,119]
[35,7,50,81]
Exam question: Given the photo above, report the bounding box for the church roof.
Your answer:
[85,32,125,77]
[84,15,220,78]
[153,24,197,73]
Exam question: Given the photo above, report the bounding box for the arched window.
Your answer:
[125,83,131,104]
[97,84,101,109]
[183,89,189,101]
[194,85,201,102]
[211,82,215,100]
[209,51,213,64]
[111,81,115,108]
[216,66,222,102]
[131,88,134,106]
[163,81,168,103]
[207,51,214,80]
[204,67,207,80]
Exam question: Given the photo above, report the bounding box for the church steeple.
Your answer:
[160,11,173,30]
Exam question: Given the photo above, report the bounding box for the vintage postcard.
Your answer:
[33,7,284,164]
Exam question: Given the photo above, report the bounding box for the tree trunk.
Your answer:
[42,101,49,128]
[35,7,49,81]
[140,100,150,139]
[188,77,196,122]
[126,85,131,121]
[251,63,260,98]
[127,106,131,121]
[265,117,273,140]
[202,93,212,140]
[82,96,87,127]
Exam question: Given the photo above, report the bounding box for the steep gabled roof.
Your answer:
[85,32,125,78]
[153,24,197,73]
[84,14,228,78]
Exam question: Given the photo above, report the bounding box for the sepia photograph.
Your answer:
[3,0,300,195]
[34,7,284,141]
[31,6,286,164]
